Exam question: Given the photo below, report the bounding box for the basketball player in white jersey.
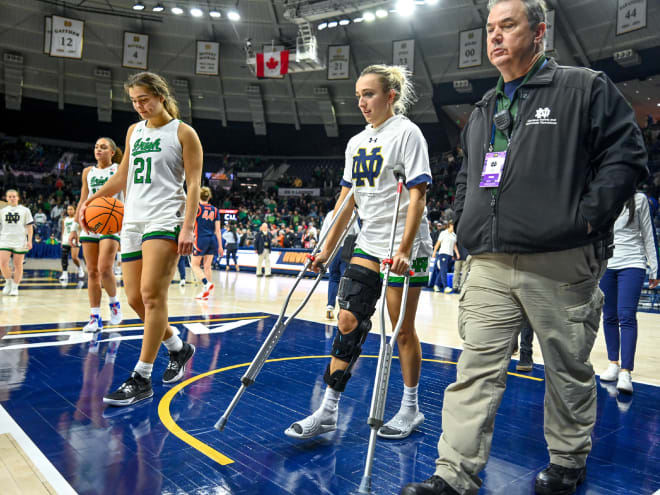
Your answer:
[0,189,34,296]
[74,138,124,332]
[81,72,202,406]
[59,204,84,282]
[286,65,433,440]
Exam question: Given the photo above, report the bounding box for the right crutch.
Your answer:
[359,164,413,494]
[215,189,357,432]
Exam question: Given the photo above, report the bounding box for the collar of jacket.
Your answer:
[475,57,558,108]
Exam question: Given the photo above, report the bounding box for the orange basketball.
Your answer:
[85,197,124,235]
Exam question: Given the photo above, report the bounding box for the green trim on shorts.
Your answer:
[80,236,99,243]
[142,230,177,241]
[122,250,142,262]
[100,234,120,242]
[0,248,28,254]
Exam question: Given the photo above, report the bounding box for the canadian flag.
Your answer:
[256,50,290,78]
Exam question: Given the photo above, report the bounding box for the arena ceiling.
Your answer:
[0,0,658,131]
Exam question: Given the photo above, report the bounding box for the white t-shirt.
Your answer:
[437,230,457,256]
[0,205,33,247]
[341,114,433,260]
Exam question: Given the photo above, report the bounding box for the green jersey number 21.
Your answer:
[134,157,152,184]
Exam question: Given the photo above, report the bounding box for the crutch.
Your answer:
[359,165,412,494]
[215,188,357,432]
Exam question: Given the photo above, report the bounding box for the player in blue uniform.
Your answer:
[193,186,223,300]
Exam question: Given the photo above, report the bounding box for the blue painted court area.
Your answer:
[0,313,659,494]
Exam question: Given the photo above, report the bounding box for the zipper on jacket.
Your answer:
[490,192,497,252]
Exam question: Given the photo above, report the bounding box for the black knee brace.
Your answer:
[61,245,70,271]
[324,319,372,392]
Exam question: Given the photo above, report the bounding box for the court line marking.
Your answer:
[0,405,77,495]
[158,354,543,466]
[4,315,270,335]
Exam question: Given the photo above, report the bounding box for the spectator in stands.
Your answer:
[599,192,658,394]
[402,1,647,494]
[33,208,50,240]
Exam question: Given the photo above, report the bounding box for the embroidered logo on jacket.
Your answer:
[526,107,557,126]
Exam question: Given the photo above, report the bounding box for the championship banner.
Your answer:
[196,41,220,75]
[393,40,414,72]
[123,32,149,69]
[277,188,320,197]
[458,28,482,69]
[43,17,52,54]
[327,45,350,80]
[616,0,646,35]
[544,9,555,52]
[49,16,84,59]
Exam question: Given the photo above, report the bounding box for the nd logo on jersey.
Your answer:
[4,212,20,224]
[352,147,384,187]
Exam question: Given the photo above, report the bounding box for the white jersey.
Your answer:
[61,216,80,246]
[341,114,433,260]
[0,205,33,246]
[125,119,186,224]
[437,229,457,256]
[87,164,123,201]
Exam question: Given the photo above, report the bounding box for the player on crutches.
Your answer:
[284,64,434,445]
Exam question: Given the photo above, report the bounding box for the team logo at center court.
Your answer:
[352,147,384,187]
[132,137,162,156]
[526,107,557,126]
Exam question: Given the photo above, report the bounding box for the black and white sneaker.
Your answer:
[103,372,154,406]
[163,342,195,383]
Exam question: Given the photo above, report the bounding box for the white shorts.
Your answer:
[80,231,120,243]
[0,238,28,254]
[121,221,182,262]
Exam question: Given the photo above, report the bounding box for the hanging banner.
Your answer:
[393,39,414,72]
[122,32,149,69]
[43,17,52,54]
[616,0,647,35]
[49,16,84,59]
[259,44,285,79]
[196,41,220,75]
[544,9,555,51]
[327,45,350,80]
[458,28,482,69]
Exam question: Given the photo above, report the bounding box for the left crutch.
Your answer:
[358,164,413,494]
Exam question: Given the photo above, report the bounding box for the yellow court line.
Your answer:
[5,315,270,335]
[158,354,544,466]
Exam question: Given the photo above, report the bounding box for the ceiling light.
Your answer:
[363,11,376,21]
[209,8,221,17]
[171,5,184,14]
[426,0,439,4]
[339,19,350,25]
[132,1,145,10]
[318,22,328,30]
[396,0,416,16]
[328,20,338,28]
[227,10,240,21]
[190,7,203,17]
[376,9,388,17]
[353,17,364,22]
[152,3,164,11]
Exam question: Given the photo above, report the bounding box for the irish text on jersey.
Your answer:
[132,137,162,157]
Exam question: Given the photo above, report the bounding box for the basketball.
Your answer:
[85,197,124,235]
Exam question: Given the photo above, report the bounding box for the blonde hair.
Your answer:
[5,189,19,198]
[360,64,417,115]
[97,137,123,164]
[125,72,180,120]
[200,186,212,201]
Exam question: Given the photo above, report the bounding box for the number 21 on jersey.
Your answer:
[134,157,152,184]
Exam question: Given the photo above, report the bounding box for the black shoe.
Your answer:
[516,352,533,372]
[103,372,154,407]
[535,464,586,495]
[401,475,460,495]
[163,342,196,383]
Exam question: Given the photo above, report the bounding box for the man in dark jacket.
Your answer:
[402,1,647,495]
[254,222,273,277]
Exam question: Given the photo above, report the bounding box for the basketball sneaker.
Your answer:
[83,314,103,333]
[59,272,69,282]
[163,342,196,383]
[78,266,86,278]
[9,284,18,296]
[195,282,214,300]
[103,372,154,406]
[2,280,12,295]
[179,279,186,288]
[109,302,123,325]
[326,306,334,320]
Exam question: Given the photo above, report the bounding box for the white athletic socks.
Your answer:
[401,384,419,414]
[109,295,119,304]
[163,334,184,353]
[312,386,341,424]
[134,361,153,379]
[91,307,101,316]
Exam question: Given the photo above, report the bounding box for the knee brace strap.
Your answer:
[324,319,372,391]
[337,264,382,321]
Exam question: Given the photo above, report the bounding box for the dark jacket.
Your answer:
[454,59,648,255]
[254,231,272,254]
